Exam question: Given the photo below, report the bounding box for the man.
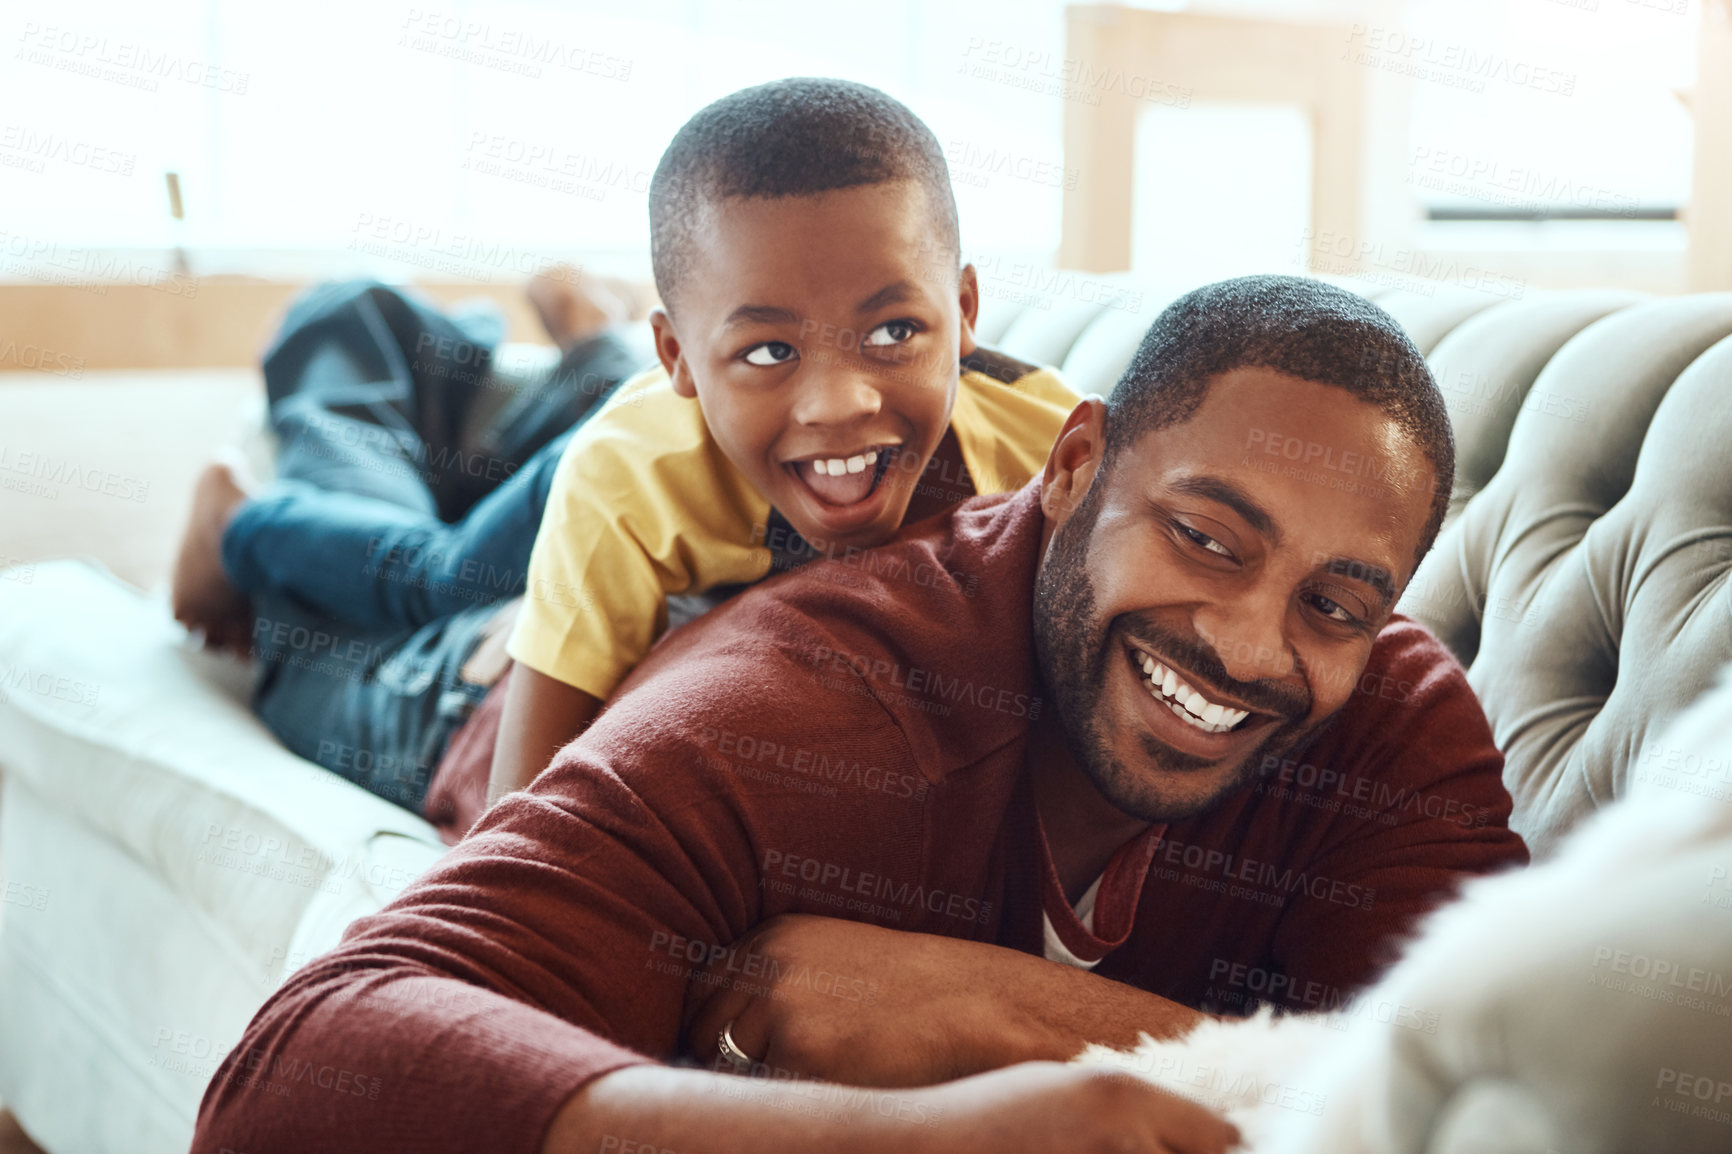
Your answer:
[192,276,1527,1154]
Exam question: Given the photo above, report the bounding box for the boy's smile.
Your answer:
[649,180,977,553]
[783,442,901,530]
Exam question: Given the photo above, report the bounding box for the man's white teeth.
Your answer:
[1137,653,1249,735]
[812,450,879,477]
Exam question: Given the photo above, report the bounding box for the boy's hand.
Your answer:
[458,597,521,687]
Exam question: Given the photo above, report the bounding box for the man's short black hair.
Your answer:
[1105,275,1455,569]
[648,77,959,308]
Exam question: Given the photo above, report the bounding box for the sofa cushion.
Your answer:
[1401,295,1732,854]
[0,560,447,974]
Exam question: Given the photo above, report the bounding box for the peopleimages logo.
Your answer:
[761,850,994,927]
[1154,837,1375,910]
[645,930,880,1006]
[696,725,928,800]
[803,643,1040,720]
[15,22,250,93]
[1256,754,1490,830]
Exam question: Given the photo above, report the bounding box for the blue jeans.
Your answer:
[225,280,643,811]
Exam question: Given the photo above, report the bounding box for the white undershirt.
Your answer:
[1041,874,1105,970]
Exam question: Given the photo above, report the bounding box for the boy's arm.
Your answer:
[491,663,602,801]
[498,378,772,800]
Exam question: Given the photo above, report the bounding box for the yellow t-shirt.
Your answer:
[506,351,1078,700]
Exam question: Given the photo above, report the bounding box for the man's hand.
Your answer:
[684,913,1202,1087]
[546,1061,1240,1154]
[926,1063,1240,1154]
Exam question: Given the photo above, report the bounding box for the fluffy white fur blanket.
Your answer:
[1079,668,1732,1154]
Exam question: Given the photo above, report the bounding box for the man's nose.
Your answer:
[790,366,884,427]
[1194,591,1292,685]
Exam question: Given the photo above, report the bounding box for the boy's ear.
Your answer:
[1040,397,1109,526]
[649,308,697,399]
[957,263,981,361]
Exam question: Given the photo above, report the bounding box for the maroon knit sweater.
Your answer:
[192,483,1527,1154]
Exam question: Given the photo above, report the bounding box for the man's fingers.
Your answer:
[685,978,765,1071]
[723,1006,774,1072]
[683,919,794,1062]
[1152,1089,1241,1154]
[709,1004,772,1073]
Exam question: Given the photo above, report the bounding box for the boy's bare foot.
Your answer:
[172,453,257,654]
[527,265,632,351]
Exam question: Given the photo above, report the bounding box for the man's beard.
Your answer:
[1031,479,1316,823]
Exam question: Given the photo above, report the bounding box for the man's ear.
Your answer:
[650,308,697,399]
[1041,397,1109,526]
[956,263,981,361]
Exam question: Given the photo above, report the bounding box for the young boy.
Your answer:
[488,76,1080,805]
[175,77,1078,836]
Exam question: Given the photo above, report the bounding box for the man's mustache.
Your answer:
[1115,614,1312,722]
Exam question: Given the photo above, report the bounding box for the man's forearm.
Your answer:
[952,938,1205,1070]
[543,1065,925,1154]
[544,1059,1239,1154]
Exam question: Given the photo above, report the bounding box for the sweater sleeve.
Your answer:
[191,632,917,1154]
[1265,620,1530,1003]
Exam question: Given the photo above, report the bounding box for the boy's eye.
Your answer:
[743,342,797,366]
[863,320,917,347]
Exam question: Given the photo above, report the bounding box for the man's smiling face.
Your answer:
[1033,366,1438,823]
[649,180,973,553]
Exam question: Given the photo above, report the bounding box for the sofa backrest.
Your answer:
[979,277,1732,857]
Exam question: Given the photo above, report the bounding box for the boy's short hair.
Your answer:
[1106,275,1456,566]
[649,77,960,308]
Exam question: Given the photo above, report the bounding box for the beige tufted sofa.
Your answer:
[974,280,1732,859]
[1400,294,1732,856]
[2,275,1729,1153]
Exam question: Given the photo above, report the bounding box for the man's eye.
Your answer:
[743,342,796,366]
[863,320,917,347]
[1180,525,1233,558]
[1307,594,1356,624]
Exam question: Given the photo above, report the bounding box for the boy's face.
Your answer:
[650,181,977,553]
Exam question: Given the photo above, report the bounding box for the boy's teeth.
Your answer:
[799,452,881,506]
[813,452,879,477]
